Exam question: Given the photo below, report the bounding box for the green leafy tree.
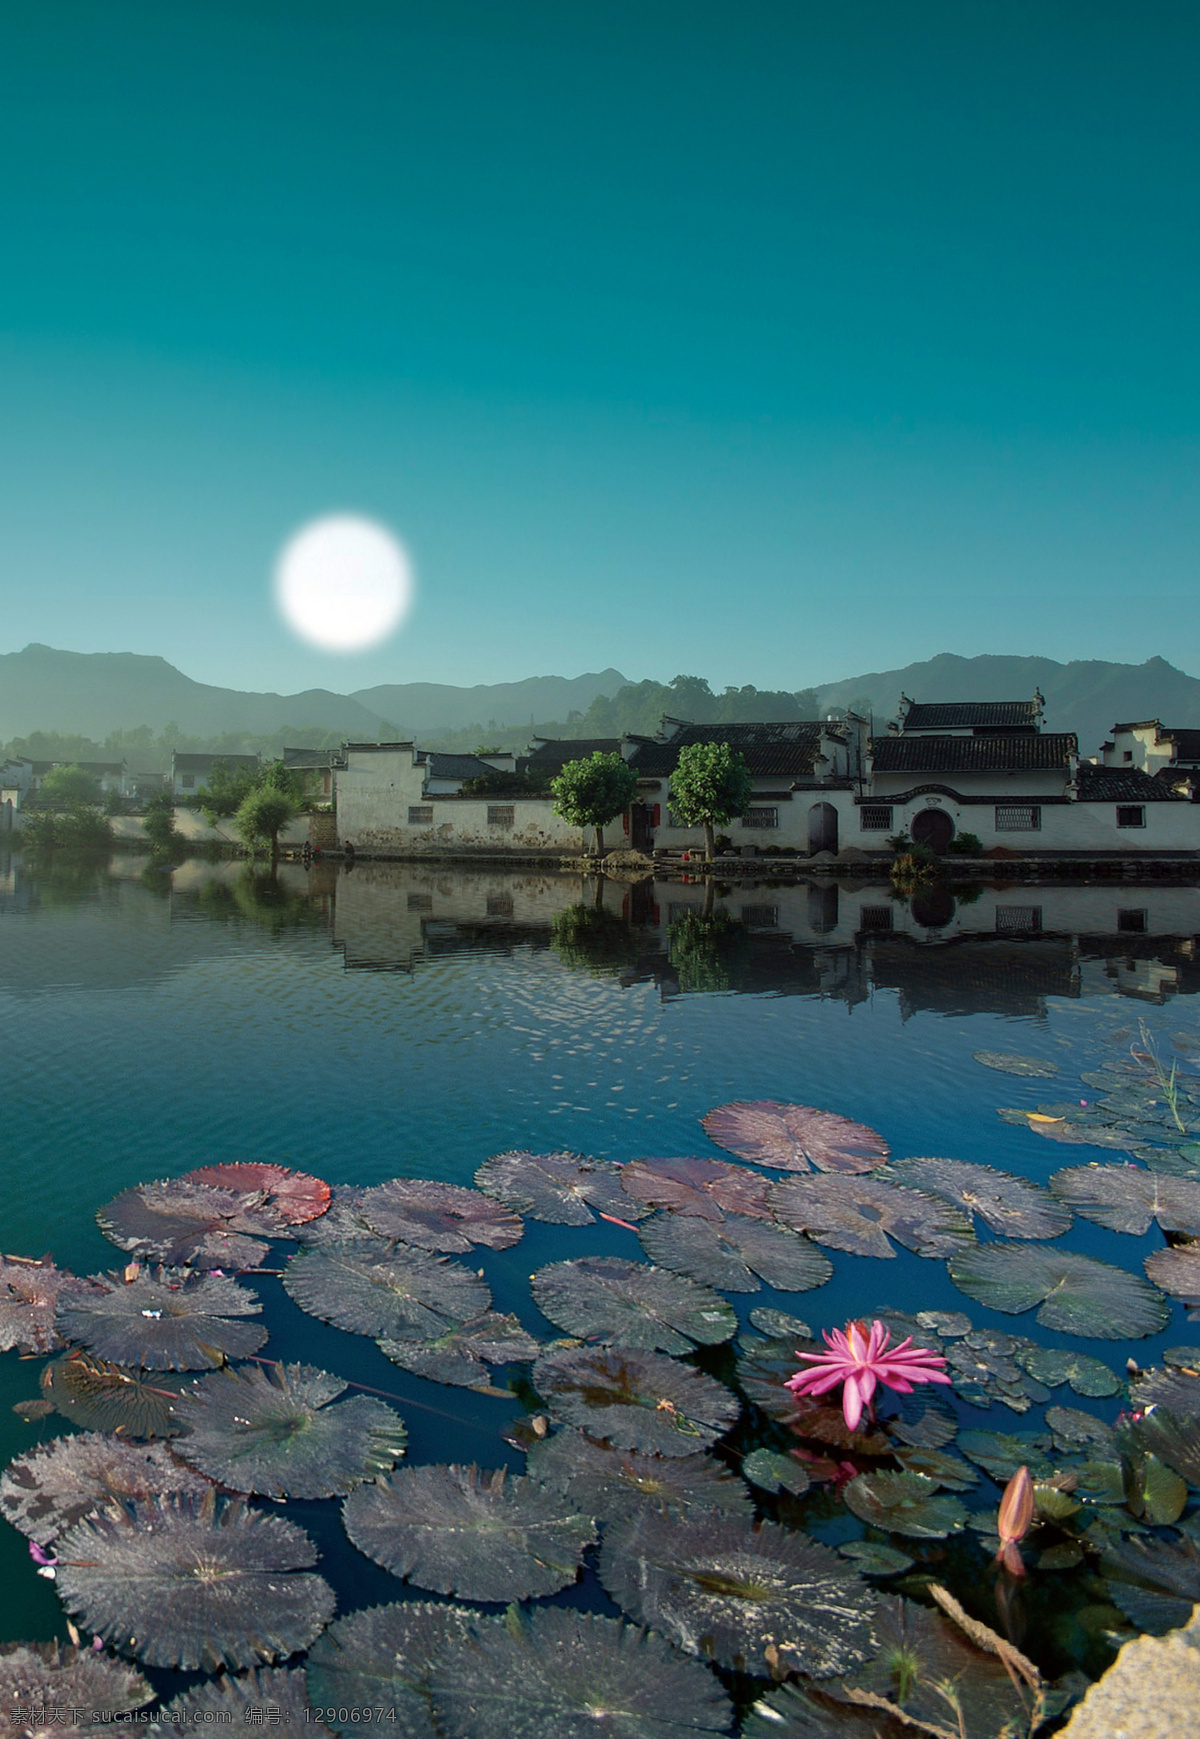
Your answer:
[142,791,182,857]
[233,787,297,861]
[667,742,753,859]
[189,760,261,823]
[37,764,102,808]
[21,807,114,853]
[550,751,638,856]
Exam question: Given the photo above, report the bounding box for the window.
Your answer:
[996,905,1042,932]
[486,894,514,918]
[860,805,893,831]
[408,805,433,825]
[1117,908,1147,933]
[741,808,778,829]
[181,775,195,790]
[860,905,893,932]
[1116,806,1146,828]
[1123,750,1134,763]
[741,905,779,928]
[995,805,1040,831]
[407,892,432,912]
[487,805,514,828]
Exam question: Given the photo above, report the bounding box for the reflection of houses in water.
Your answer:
[324,864,1200,1011]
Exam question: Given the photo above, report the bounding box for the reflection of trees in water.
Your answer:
[195,868,324,934]
[17,848,114,909]
[666,910,749,994]
[550,903,649,978]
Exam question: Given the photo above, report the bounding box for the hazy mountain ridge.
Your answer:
[2,644,1198,762]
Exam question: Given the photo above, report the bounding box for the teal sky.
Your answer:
[2,1,1197,697]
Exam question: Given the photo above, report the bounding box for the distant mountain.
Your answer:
[351,670,629,737]
[813,654,1200,756]
[0,644,630,744]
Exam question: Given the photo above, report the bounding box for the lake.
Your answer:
[3,849,1199,1717]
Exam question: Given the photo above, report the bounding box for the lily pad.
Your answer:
[55,1489,336,1671]
[0,1432,211,1545]
[56,1268,267,1370]
[40,1352,190,1437]
[428,1606,734,1739]
[947,1242,1169,1338]
[380,1312,540,1389]
[306,1602,473,1739]
[292,1185,384,1248]
[842,1471,967,1538]
[0,1256,98,1355]
[0,1642,153,1723]
[527,1428,753,1521]
[357,1178,523,1253]
[1014,1344,1122,1398]
[702,1102,888,1174]
[749,1307,813,1340]
[283,1243,490,1340]
[1132,1407,1200,1487]
[742,1684,912,1738]
[162,1666,332,1729]
[956,1430,1055,1482]
[769,1175,973,1259]
[885,1157,1071,1240]
[531,1256,735,1353]
[1144,1242,1200,1303]
[173,1361,407,1498]
[342,1463,594,1602]
[531,1345,740,1455]
[475,1149,644,1226]
[97,1180,277,1269]
[892,1446,979,1490]
[638,1211,832,1294]
[836,1541,913,1576]
[973,1051,1060,1077]
[1104,1532,1200,1634]
[1050,1164,1200,1236]
[742,1447,812,1496]
[1024,1116,1142,1151]
[181,1161,331,1224]
[598,1509,876,1676]
[620,1155,772,1221]
[1045,1405,1116,1455]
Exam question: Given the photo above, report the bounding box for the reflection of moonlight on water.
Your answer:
[274,514,414,652]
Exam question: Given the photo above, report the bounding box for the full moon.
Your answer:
[274,514,415,652]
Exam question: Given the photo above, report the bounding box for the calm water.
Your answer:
[3,849,1199,1678]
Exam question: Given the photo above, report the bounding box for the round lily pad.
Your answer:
[162,1666,331,1729]
[526,1429,752,1522]
[638,1212,832,1294]
[836,1541,913,1576]
[1014,1344,1121,1398]
[1145,1243,1200,1303]
[428,1606,733,1739]
[842,1471,967,1538]
[379,1312,540,1389]
[97,1179,276,1270]
[769,1175,973,1259]
[1050,1164,1200,1237]
[475,1150,645,1226]
[599,1509,876,1677]
[0,1257,98,1355]
[342,1463,594,1602]
[948,1242,1169,1339]
[306,1602,473,1738]
[531,1345,740,1455]
[55,1490,336,1671]
[621,1155,772,1221]
[357,1178,523,1253]
[531,1257,735,1353]
[702,1101,888,1173]
[0,1432,211,1546]
[173,1361,407,1498]
[0,1642,152,1723]
[891,1446,978,1490]
[283,1243,490,1340]
[56,1268,267,1370]
[40,1353,190,1437]
[741,1447,811,1496]
[748,1307,813,1340]
[181,1161,331,1224]
[973,1051,1060,1077]
[885,1157,1071,1240]
[955,1429,1055,1481]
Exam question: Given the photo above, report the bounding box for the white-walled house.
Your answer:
[171,752,260,797]
[1097,720,1200,798]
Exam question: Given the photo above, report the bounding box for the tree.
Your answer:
[37,764,102,808]
[190,760,261,824]
[142,790,182,857]
[550,751,638,856]
[668,741,753,859]
[234,787,297,861]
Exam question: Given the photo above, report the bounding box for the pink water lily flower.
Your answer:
[786,1318,951,1431]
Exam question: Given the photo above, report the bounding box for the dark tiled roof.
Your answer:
[1075,764,1188,803]
[524,738,622,774]
[171,753,259,772]
[902,700,1041,729]
[282,748,338,769]
[418,752,498,779]
[74,761,125,775]
[627,722,824,778]
[1166,729,1200,762]
[872,734,1076,773]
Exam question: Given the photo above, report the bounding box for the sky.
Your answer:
[1,0,1198,698]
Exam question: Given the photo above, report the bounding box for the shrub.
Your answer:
[952,831,983,855]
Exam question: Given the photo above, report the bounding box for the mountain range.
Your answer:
[3,643,1199,760]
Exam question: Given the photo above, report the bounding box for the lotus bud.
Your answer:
[996,1464,1034,1576]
